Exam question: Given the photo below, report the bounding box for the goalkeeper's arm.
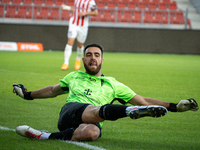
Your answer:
[128,95,198,112]
[13,83,64,100]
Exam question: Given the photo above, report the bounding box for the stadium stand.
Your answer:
[4,5,16,18]
[190,0,200,14]
[0,0,196,29]
[94,0,189,26]
[16,6,32,19]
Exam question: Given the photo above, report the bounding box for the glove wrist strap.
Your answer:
[167,103,177,112]
[24,92,34,100]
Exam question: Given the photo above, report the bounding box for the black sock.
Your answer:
[49,128,75,140]
[99,104,128,121]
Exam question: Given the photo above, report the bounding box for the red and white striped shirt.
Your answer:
[69,0,96,27]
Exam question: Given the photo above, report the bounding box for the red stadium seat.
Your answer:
[66,0,73,6]
[177,16,185,24]
[149,2,156,9]
[34,0,45,5]
[91,9,107,22]
[41,7,50,19]
[150,0,160,3]
[132,2,145,9]
[12,0,23,4]
[104,10,115,22]
[107,0,114,2]
[56,0,66,6]
[169,1,177,10]
[21,6,32,18]
[55,0,72,6]
[143,11,151,23]
[61,9,73,20]
[170,15,185,24]
[117,10,127,23]
[170,10,183,18]
[131,0,142,3]
[90,16,96,22]
[14,5,32,18]
[33,6,42,19]
[158,0,177,10]
[156,11,169,24]
[144,2,151,9]
[155,12,164,24]
[34,7,58,20]
[117,2,128,8]
[34,6,56,20]
[63,0,68,5]
[2,0,11,4]
[159,0,171,4]
[0,5,4,17]
[159,3,166,10]
[118,0,130,3]
[130,10,142,23]
[143,0,150,3]
[92,9,116,22]
[45,0,56,5]
[127,11,140,23]
[23,0,33,5]
[97,1,105,8]
[134,3,140,8]
[144,10,158,24]
[5,5,17,18]
[47,7,59,20]
[129,2,136,9]
[106,1,115,8]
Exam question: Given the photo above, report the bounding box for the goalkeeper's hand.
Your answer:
[176,99,198,112]
[13,84,33,100]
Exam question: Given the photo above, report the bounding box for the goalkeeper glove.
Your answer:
[176,98,198,112]
[13,84,33,100]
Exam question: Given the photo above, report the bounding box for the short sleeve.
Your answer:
[89,0,97,11]
[113,81,136,104]
[59,72,75,94]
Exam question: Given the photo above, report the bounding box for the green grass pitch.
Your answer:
[0,51,200,150]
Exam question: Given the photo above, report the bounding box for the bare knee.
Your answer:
[71,124,100,141]
[77,41,84,48]
[67,38,75,46]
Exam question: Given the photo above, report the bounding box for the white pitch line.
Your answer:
[62,140,107,150]
[0,126,107,150]
[0,126,15,132]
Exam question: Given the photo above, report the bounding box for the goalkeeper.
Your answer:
[13,43,199,142]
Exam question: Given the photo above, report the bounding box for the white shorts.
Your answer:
[67,23,88,43]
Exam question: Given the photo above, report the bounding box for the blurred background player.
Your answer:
[61,0,98,70]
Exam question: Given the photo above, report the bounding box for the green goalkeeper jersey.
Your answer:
[60,70,136,106]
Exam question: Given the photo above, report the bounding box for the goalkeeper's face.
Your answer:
[82,47,103,76]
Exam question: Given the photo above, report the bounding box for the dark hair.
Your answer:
[84,43,103,57]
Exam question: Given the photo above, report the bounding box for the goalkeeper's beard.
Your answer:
[84,63,102,75]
